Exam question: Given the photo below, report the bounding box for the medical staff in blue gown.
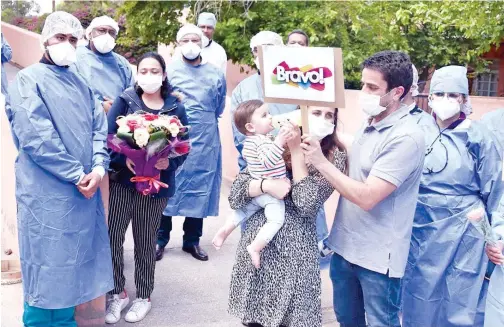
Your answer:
[156,24,226,262]
[483,193,504,327]
[6,11,113,327]
[1,32,13,98]
[480,108,504,327]
[74,16,134,113]
[401,66,504,327]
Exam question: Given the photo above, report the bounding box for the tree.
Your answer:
[111,0,504,89]
[1,0,40,22]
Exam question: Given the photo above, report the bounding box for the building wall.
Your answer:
[482,43,504,97]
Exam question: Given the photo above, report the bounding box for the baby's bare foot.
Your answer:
[212,228,228,250]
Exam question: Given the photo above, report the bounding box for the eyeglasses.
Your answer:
[94,27,117,38]
[432,92,462,100]
[423,134,448,174]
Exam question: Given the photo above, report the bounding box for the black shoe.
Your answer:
[182,245,208,261]
[155,244,165,261]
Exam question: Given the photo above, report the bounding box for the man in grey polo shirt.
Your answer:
[301,50,425,327]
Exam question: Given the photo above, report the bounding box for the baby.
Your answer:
[212,99,292,268]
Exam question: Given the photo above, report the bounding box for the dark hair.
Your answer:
[320,108,346,158]
[234,99,264,135]
[287,29,309,46]
[362,51,412,100]
[135,51,171,99]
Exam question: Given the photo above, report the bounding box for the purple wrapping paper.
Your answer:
[107,135,189,195]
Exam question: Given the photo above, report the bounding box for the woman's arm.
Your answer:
[290,148,309,183]
[229,172,291,210]
[228,171,254,210]
[286,123,308,183]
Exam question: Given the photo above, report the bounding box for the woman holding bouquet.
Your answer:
[105,52,189,324]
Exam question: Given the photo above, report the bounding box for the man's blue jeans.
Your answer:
[330,253,401,327]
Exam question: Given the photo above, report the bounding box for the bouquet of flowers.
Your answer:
[107,112,191,195]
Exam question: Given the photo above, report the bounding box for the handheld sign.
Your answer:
[258,46,345,134]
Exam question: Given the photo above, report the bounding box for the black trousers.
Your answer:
[108,182,167,299]
[157,215,203,248]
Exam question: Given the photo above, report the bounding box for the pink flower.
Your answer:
[127,120,140,131]
[143,113,159,121]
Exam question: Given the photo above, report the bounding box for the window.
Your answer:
[475,71,499,96]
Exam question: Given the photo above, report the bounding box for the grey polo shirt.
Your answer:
[327,104,425,278]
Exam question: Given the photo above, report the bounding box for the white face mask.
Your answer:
[358,90,394,117]
[47,42,77,66]
[180,42,201,60]
[429,98,461,121]
[308,115,335,140]
[92,34,116,54]
[138,74,163,94]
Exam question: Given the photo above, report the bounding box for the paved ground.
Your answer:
[1,181,338,327]
[1,63,339,326]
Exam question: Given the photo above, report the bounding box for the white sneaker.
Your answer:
[124,298,152,323]
[105,294,130,324]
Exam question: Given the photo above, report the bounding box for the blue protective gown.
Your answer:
[402,117,504,327]
[6,60,113,309]
[230,73,298,169]
[163,59,226,218]
[484,193,504,327]
[480,109,504,327]
[74,46,134,105]
[1,33,13,97]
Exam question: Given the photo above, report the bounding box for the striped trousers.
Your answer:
[108,182,168,299]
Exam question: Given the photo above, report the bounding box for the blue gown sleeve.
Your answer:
[469,123,504,228]
[90,88,110,171]
[7,72,85,184]
[216,73,227,118]
[1,34,12,63]
[125,60,135,88]
[492,194,504,241]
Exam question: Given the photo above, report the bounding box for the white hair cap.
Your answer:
[85,16,119,39]
[250,31,283,49]
[176,24,209,47]
[177,24,203,42]
[198,12,217,28]
[411,64,419,97]
[40,11,83,49]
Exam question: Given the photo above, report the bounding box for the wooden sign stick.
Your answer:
[300,105,309,135]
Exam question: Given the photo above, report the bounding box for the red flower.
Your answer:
[174,142,191,155]
[169,117,180,125]
[126,120,140,130]
[143,113,159,121]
